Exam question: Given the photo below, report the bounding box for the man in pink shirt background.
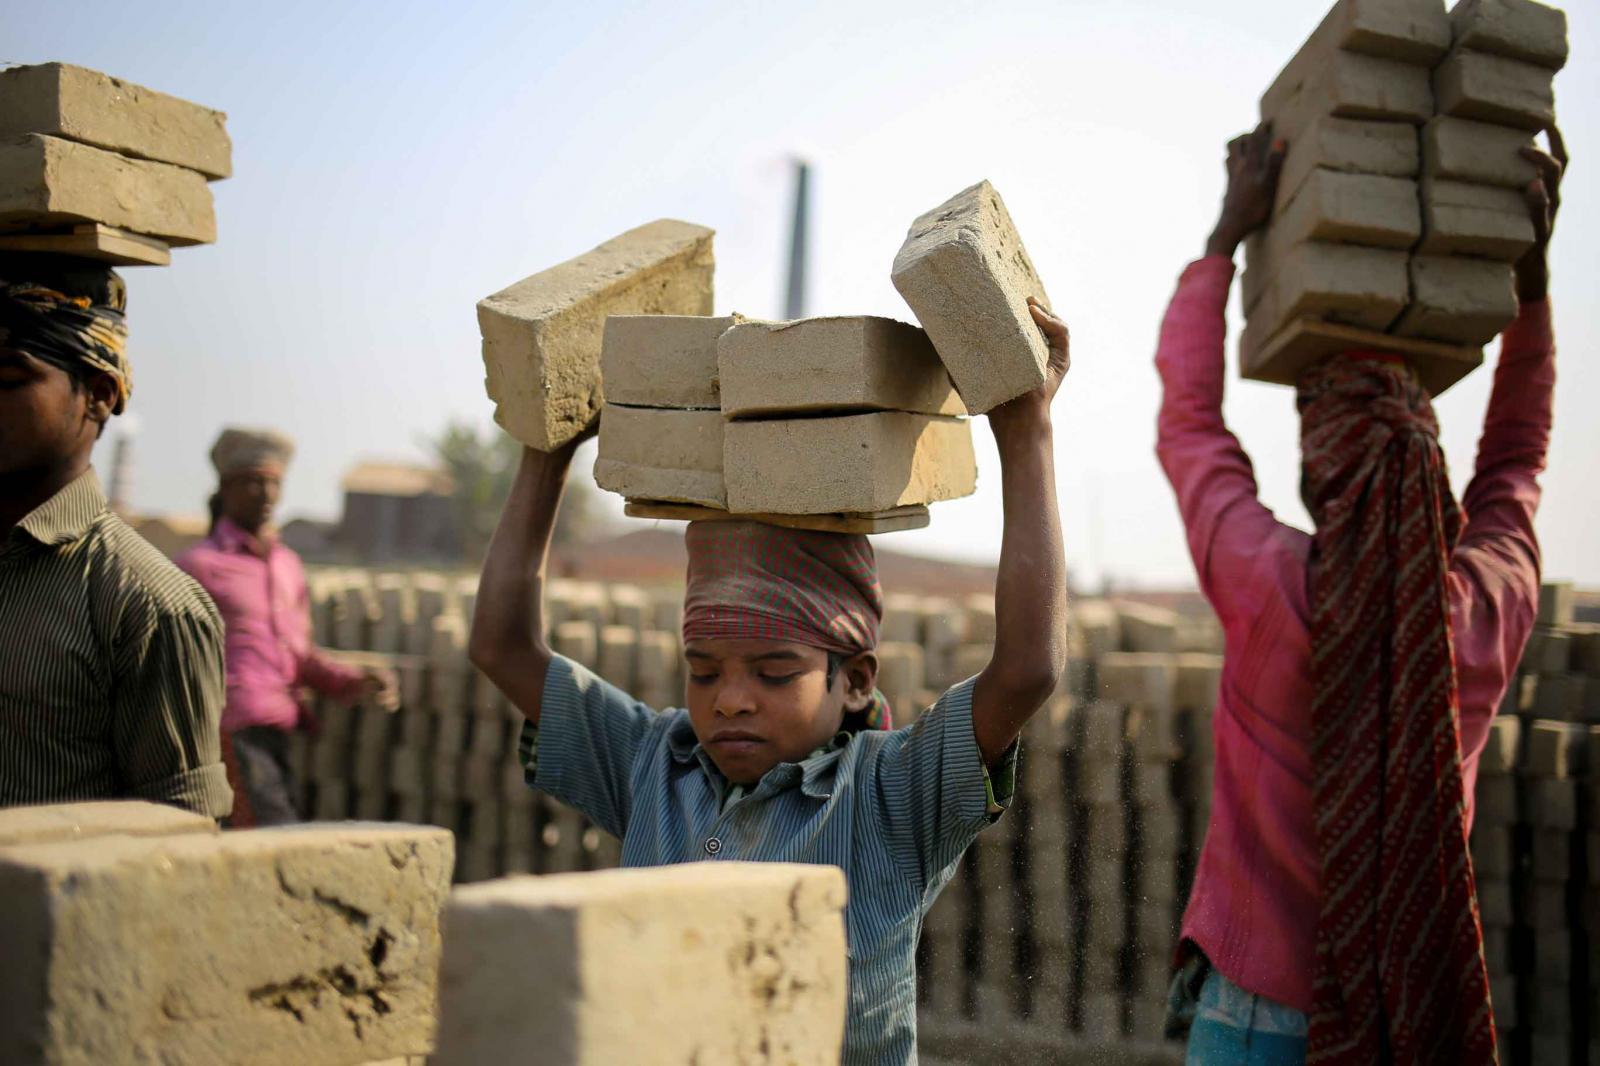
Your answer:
[1156,123,1564,1065]
[179,427,397,825]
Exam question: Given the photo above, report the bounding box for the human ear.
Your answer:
[84,371,118,428]
[841,652,878,713]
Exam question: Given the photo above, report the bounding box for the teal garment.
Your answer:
[1185,968,1308,1065]
[519,655,1017,1066]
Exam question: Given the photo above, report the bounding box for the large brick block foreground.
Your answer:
[0,133,216,244]
[0,800,215,847]
[0,62,232,179]
[0,823,453,1065]
[478,220,714,451]
[432,863,848,1065]
[594,404,725,508]
[891,180,1051,414]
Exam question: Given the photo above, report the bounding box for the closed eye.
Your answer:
[688,673,718,686]
[759,674,801,687]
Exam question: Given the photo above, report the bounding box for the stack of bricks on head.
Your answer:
[0,62,230,266]
[1240,0,1566,396]
[477,179,1054,530]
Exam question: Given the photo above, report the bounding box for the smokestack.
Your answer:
[783,159,811,319]
[106,431,133,514]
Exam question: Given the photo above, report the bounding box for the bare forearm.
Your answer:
[973,412,1068,763]
[468,445,575,720]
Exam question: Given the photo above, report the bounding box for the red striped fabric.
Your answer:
[1298,357,1496,1065]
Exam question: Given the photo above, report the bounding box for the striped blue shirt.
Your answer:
[523,655,1015,1064]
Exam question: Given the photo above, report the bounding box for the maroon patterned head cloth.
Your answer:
[682,520,883,655]
[1297,355,1495,1065]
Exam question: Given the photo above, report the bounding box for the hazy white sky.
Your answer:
[7,0,1597,586]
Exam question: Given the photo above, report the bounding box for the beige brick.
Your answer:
[1419,177,1536,259]
[876,641,926,695]
[600,314,732,409]
[0,800,216,847]
[477,220,714,451]
[1478,715,1521,775]
[1526,719,1586,779]
[1539,581,1575,626]
[718,316,962,419]
[1263,48,1434,136]
[890,180,1051,414]
[635,631,678,688]
[596,625,637,692]
[1116,602,1181,654]
[551,620,598,669]
[1273,168,1423,252]
[0,133,215,244]
[724,412,975,515]
[1422,116,1537,188]
[0,63,231,178]
[1528,777,1576,830]
[1174,654,1224,713]
[1433,49,1555,131]
[432,864,847,1065]
[1450,0,1568,70]
[1249,241,1410,337]
[1274,115,1420,214]
[594,404,724,508]
[0,825,452,1065]
[1394,255,1517,345]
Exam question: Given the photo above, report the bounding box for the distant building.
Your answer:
[132,514,209,559]
[333,462,462,564]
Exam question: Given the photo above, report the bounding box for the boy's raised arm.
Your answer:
[971,301,1071,765]
[468,435,589,725]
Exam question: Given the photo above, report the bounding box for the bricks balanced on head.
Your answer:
[1239,0,1566,395]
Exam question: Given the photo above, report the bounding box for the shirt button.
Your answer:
[703,837,722,856]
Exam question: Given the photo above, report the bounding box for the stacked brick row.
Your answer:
[1240,0,1565,388]
[0,62,229,259]
[1476,582,1599,1065]
[917,600,1223,1054]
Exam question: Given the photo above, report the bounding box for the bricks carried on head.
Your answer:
[0,62,231,265]
[1240,0,1565,395]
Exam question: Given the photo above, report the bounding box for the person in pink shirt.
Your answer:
[178,427,396,825]
[1156,124,1564,1065]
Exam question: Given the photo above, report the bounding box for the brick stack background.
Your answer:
[291,565,1594,1062]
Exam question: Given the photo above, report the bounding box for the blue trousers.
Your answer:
[1185,969,1307,1066]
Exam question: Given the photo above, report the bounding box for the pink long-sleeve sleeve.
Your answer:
[1154,256,1295,628]
[1449,299,1555,772]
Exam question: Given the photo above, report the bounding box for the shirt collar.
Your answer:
[212,516,276,557]
[14,468,106,547]
[666,716,849,800]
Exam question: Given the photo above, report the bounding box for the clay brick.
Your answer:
[0,800,216,847]
[1528,777,1576,830]
[1478,715,1521,775]
[1478,878,1513,925]
[1419,177,1536,259]
[1174,654,1224,713]
[723,412,975,515]
[1263,48,1434,137]
[1433,49,1555,131]
[600,314,733,410]
[1474,774,1519,824]
[597,625,637,693]
[1422,116,1537,188]
[1274,115,1420,215]
[551,620,598,669]
[1248,241,1410,338]
[1529,828,1569,881]
[1394,255,1517,345]
[0,63,231,178]
[1538,581,1574,626]
[1117,603,1181,654]
[890,180,1051,414]
[718,316,962,419]
[1450,0,1569,70]
[876,641,926,695]
[594,405,725,508]
[432,864,847,1065]
[1526,719,1586,778]
[1261,170,1423,275]
[1469,825,1514,878]
[0,825,453,1065]
[0,133,215,244]
[1321,0,1454,63]
[478,220,714,451]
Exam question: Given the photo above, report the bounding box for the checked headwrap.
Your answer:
[1298,355,1495,1065]
[682,520,892,730]
[0,278,131,413]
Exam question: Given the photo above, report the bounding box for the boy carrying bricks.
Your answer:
[1156,122,1564,1064]
[471,300,1071,1064]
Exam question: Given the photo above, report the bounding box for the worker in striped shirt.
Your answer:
[470,299,1072,1064]
[0,254,231,818]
